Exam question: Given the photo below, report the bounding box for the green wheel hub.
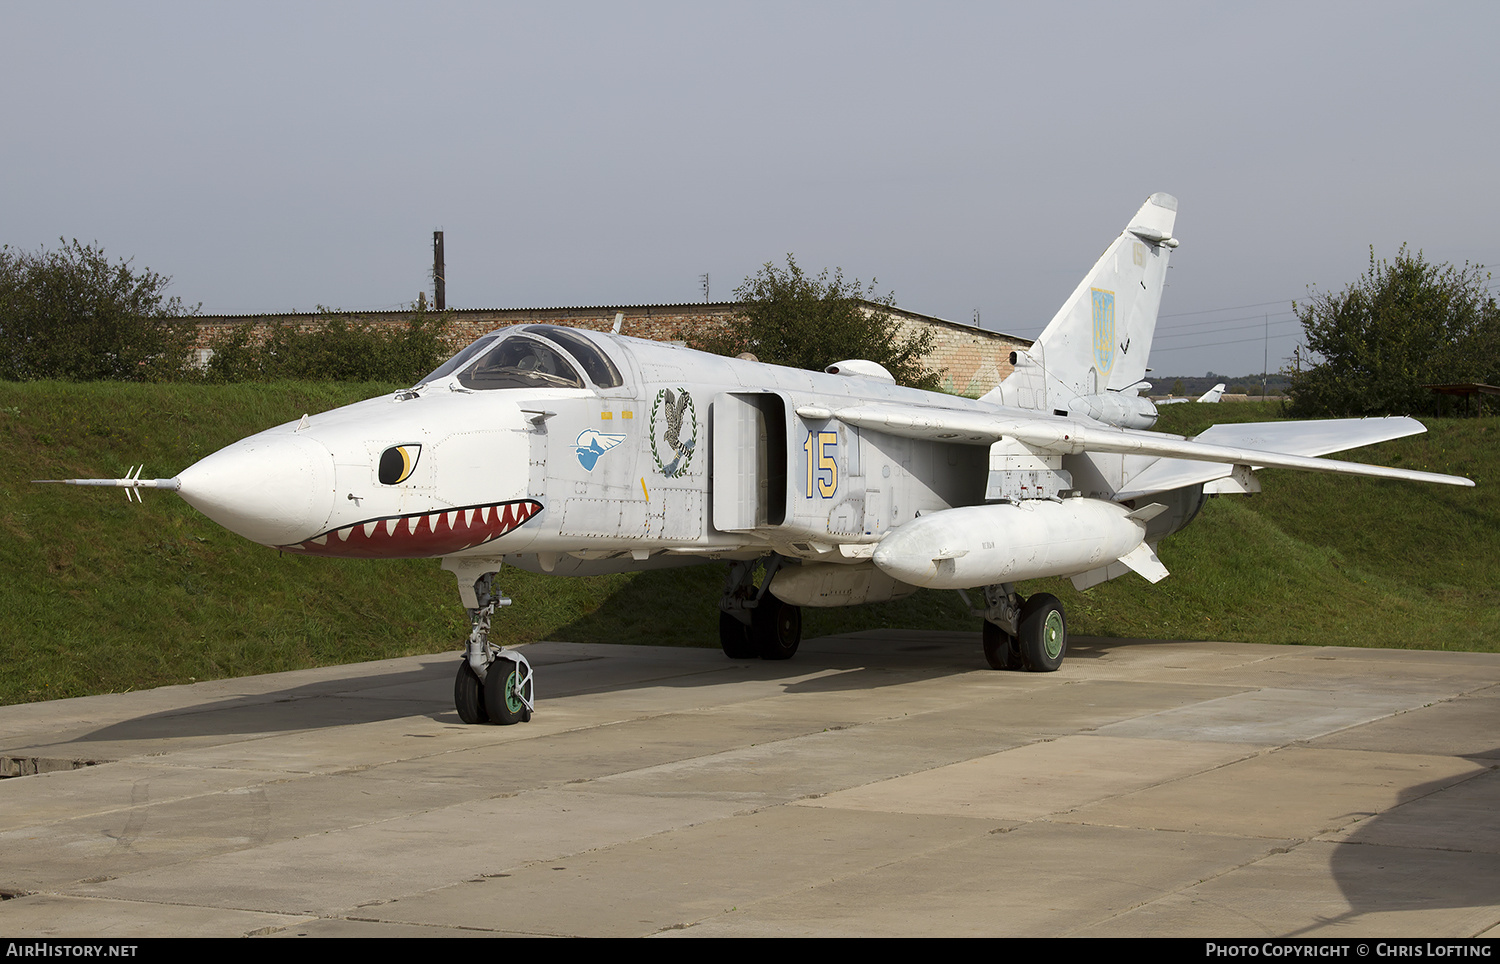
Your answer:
[1043,611,1064,660]
[503,668,524,715]
[1017,592,1067,672]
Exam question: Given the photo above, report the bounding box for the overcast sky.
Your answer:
[4,1,1496,377]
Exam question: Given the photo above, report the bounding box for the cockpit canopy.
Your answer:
[414,324,623,391]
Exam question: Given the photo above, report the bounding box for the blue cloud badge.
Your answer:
[575,428,627,471]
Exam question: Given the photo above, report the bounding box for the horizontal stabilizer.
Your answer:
[1117,416,1443,498]
[1193,417,1428,458]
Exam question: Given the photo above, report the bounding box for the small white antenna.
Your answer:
[611,312,624,335]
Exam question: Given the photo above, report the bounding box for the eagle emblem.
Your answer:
[649,388,697,478]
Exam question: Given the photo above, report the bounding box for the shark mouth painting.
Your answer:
[280,499,543,558]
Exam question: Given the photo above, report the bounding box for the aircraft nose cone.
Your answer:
[176,432,336,546]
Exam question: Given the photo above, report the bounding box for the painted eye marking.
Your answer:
[378,444,422,485]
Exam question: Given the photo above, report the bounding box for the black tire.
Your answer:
[484,657,532,725]
[719,611,758,659]
[454,660,489,725]
[982,619,1022,670]
[1018,592,1067,672]
[751,592,801,661]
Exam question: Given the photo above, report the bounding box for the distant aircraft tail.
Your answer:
[1197,383,1226,403]
[985,193,1178,415]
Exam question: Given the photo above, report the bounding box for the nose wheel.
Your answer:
[484,656,533,725]
[447,565,536,725]
[454,661,489,724]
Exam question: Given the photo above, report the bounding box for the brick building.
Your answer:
[193,302,1030,397]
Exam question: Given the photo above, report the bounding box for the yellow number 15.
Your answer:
[804,431,837,498]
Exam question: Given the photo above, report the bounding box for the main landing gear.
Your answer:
[719,557,803,661]
[450,567,534,725]
[966,583,1067,672]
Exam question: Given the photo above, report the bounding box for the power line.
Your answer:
[1159,298,1292,319]
[1155,317,1301,342]
[1152,332,1305,354]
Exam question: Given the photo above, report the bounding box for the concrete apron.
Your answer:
[0,633,1496,938]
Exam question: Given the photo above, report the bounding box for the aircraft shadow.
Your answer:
[44,632,1180,753]
[1295,753,1500,932]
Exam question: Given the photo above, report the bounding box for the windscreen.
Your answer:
[412,334,498,387]
[456,335,584,390]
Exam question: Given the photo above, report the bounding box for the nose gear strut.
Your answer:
[449,566,534,725]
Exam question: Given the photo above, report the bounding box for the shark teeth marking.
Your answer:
[282,499,544,559]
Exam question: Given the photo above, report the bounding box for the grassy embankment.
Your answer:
[2,381,1494,705]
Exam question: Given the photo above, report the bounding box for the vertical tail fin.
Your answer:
[986,193,1178,412]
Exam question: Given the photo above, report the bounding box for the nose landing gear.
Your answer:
[447,562,535,725]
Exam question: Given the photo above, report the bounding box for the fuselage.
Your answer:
[170,324,1207,599]
[178,326,988,559]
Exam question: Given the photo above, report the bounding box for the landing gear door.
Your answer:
[711,392,787,532]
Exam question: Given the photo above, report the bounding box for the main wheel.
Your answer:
[454,661,489,725]
[719,611,758,659]
[1018,592,1067,672]
[982,619,1022,670]
[751,592,801,661]
[484,657,532,725]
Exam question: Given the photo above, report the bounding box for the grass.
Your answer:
[2,385,1494,706]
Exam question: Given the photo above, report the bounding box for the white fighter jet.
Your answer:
[47,194,1473,725]
[1159,383,1228,405]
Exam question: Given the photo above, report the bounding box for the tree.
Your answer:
[0,240,199,381]
[693,255,941,390]
[1287,246,1500,417]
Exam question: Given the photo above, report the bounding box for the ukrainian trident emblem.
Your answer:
[1091,288,1116,376]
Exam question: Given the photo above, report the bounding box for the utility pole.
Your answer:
[1262,311,1269,397]
[433,231,446,310]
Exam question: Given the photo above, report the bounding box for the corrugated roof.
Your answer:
[193,300,1030,343]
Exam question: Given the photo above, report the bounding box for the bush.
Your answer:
[205,308,452,383]
[1288,246,1500,416]
[0,240,199,381]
